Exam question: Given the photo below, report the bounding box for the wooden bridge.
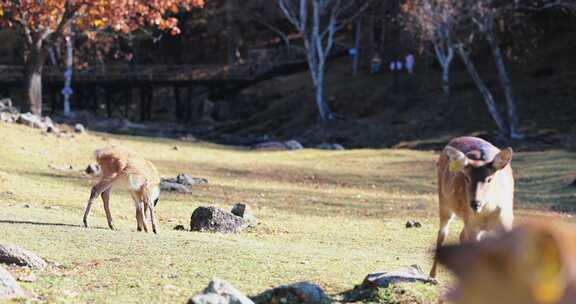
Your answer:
[0,46,308,121]
[0,64,264,85]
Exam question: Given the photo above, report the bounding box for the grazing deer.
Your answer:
[437,221,576,304]
[429,136,514,278]
[83,145,161,233]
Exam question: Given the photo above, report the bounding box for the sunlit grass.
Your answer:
[0,123,574,303]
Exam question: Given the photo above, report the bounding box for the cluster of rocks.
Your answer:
[189,278,329,304]
[160,174,209,193]
[252,140,345,151]
[188,203,256,233]
[0,98,85,136]
[189,265,436,304]
[0,242,47,301]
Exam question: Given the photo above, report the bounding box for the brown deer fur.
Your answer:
[430,137,515,277]
[83,145,161,233]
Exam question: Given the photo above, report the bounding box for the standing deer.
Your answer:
[83,145,161,233]
[437,221,576,304]
[430,136,514,278]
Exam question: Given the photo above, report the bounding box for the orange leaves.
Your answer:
[0,0,204,43]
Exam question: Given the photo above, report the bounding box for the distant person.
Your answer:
[406,54,415,75]
[371,53,382,74]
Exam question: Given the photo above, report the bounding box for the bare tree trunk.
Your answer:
[456,46,507,135]
[352,16,362,76]
[25,43,47,116]
[486,31,523,139]
[433,41,454,96]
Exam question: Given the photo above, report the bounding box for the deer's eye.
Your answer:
[485,177,493,183]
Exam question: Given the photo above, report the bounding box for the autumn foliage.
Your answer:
[0,0,204,115]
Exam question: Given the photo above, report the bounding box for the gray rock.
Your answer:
[283,140,304,150]
[74,123,85,133]
[188,278,254,304]
[162,174,208,188]
[0,243,47,269]
[360,265,436,289]
[17,113,43,129]
[160,181,192,193]
[252,282,329,304]
[0,112,16,123]
[316,143,345,150]
[0,266,25,300]
[0,98,18,115]
[252,141,288,151]
[176,174,208,186]
[190,207,246,233]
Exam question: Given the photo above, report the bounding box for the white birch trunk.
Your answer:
[456,45,507,135]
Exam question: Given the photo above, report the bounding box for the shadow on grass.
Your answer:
[0,220,108,230]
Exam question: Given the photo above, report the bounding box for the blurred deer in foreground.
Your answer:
[430,136,514,277]
[83,145,161,233]
[438,221,576,304]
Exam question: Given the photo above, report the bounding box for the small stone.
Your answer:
[231,203,248,218]
[85,164,101,176]
[74,124,85,134]
[188,278,254,304]
[316,143,345,150]
[173,146,179,151]
[405,220,422,228]
[174,225,187,231]
[160,181,192,193]
[45,206,61,210]
[252,282,329,304]
[18,273,37,283]
[23,204,31,209]
[360,265,436,290]
[283,140,304,150]
[252,141,288,151]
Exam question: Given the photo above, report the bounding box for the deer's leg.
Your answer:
[430,205,454,278]
[102,188,115,230]
[130,192,145,232]
[83,179,113,228]
[147,200,157,234]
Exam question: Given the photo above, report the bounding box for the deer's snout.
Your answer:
[470,200,481,212]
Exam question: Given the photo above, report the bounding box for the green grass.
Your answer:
[0,123,575,303]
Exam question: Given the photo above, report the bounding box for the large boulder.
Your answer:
[252,282,329,304]
[0,243,46,269]
[359,265,436,289]
[0,266,25,301]
[188,278,254,304]
[190,207,246,233]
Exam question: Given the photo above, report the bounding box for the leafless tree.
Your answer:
[277,0,372,122]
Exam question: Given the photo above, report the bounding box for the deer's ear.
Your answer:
[493,148,513,170]
[445,146,468,173]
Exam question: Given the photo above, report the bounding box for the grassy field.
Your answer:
[0,123,575,303]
